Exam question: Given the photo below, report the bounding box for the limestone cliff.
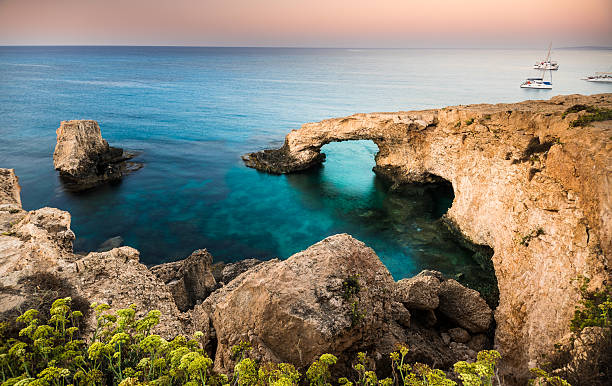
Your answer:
[243,94,612,377]
[53,120,141,190]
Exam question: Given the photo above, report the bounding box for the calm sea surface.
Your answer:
[1,46,610,281]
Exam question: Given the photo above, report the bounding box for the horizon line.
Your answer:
[1,44,611,50]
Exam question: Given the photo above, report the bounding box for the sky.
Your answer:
[0,0,610,47]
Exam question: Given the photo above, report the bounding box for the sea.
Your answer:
[0,46,610,284]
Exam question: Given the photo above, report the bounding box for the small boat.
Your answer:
[582,72,612,83]
[520,77,553,89]
[521,68,553,89]
[533,43,559,70]
[533,60,559,70]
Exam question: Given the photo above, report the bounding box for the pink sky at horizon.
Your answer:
[0,0,610,47]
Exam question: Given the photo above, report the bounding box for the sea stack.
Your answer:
[53,120,140,191]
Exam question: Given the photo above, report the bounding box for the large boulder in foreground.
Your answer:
[194,234,402,371]
[53,120,140,191]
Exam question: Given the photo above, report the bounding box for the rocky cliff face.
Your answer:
[243,94,612,377]
[53,120,140,190]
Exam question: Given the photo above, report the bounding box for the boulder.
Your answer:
[195,234,398,371]
[438,279,492,333]
[70,246,186,337]
[14,207,75,252]
[448,327,471,344]
[150,249,217,311]
[53,120,140,190]
[395,274,440,310]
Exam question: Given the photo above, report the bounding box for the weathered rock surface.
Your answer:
[212,258,263,285]
[242,94,612,377]
[53,120,141,190]
[192,234,398,371]
[151,249,218,312]
[438,279,492,334]
[0,169,25,234]
[0,169,21,210]
[396,274,441,310]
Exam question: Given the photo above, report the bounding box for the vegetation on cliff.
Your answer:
[0,298,507,386]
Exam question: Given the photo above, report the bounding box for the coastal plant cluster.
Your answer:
[531,276,611,385]
[0,298,512,386]
[561,105,612,128]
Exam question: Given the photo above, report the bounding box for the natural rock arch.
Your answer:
[243,94,612,378]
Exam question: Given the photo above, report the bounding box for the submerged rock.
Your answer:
[53,120,141,191]
[97,236,124,252]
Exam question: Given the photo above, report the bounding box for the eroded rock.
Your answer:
[53,120,141,190]
[438,279,492,334]
[396,274,441,310]
[151,249,217,312]
[194,234,398,371]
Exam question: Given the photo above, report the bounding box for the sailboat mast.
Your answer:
[545,42,552,62]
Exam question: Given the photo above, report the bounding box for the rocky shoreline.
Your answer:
[1,94,610,383]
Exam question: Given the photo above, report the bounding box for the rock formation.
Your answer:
[243,94,612,378]
[151,249,218,312]
[53,120,141,191]
[189,234,493,374]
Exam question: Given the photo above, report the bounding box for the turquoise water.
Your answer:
[0,47,610,280]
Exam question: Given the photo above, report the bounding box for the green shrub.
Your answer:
[570,276,611,332]
[566,107,612,128]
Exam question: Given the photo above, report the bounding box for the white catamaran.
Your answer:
[582,72,612,83]
[520,74,553,89]
[533,43,559,70]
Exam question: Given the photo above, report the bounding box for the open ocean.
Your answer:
[1,46,610,281]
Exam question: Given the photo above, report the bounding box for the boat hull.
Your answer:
[520,83,552,89]
[584,78,612,83]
